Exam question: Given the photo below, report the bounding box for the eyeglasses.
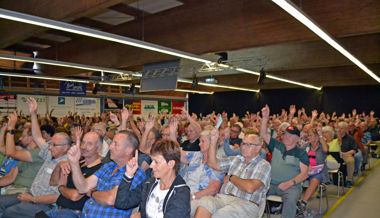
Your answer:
[50,143,67,147]
[20,134,31,138]
[161,133,170,137]
[231,130,239,134]
[240,142,261,147]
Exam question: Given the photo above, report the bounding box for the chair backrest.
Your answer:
[258,200,266,218]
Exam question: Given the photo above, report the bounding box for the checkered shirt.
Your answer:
[218,155,271,205]
[82,162,146,218]
[30,142,67,196]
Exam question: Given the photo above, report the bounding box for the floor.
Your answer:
[266,156,380,218]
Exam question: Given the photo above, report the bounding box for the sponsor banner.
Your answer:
[124,100,141,115]
[48,96,75,118]
[60,81,86,96]
[172,102,185,114]
[158,101,171,115]
[74,97,100,116]
[17,95,47,116]
[0,94,17,119]
[104,98,124,112]
[141,100,158,119]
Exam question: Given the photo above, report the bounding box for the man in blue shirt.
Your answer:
[68,130,146,217]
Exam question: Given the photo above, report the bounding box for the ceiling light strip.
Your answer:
[0,8,212,64]
[175,89,213,94]
[0,54,135,76]
[272,0,380,83]
[0,72,88,83]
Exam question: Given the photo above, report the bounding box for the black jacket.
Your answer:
[115,174,190,218]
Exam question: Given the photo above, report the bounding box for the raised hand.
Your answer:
[362,111,366,117]
[370,110,375,117]
[73,126,83,139]
[289,105,296,115]
[121,107,130,121]
[67,139,81,164]
[26,98,38,115]
[1,123,8,132]
[170,117,178,135]
[261,105,270,118]
[109,112,119,125]
[86,118,93,127]
[7,111,18,129]
[352,109,357,117]
[210,128,219,143]
[224,126,230,139]
[126,150,139,177]
[311,110,318,118]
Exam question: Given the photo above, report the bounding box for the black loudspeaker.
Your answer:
[257,68,266,85]
[130,84,137,94]
[192,75,198,89]
[92,85,98,94]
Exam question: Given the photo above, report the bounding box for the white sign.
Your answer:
[74,97,100,116]
[48,96,75,118]
[17,95,47,116]
[140,100,158,120]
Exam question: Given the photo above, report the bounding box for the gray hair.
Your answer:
[199,130,211,143]
[278,122,290,131]
[322,126,334,135]
[337,121,348,129]
[117,130,139,155]
[55,132,72,148]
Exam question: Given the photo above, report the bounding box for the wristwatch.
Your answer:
[229,175,234,182]
[7,129,15,135]
[292,179,297,185]
[192,194,196,200]
[30,196,35,204]
[58,185,66,189]
[90,190,98,198]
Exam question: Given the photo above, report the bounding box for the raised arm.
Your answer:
[169,117,179,142]
[26,98,46,148]
[0,123,8,154]
[68,136,98,194]
[223,127,241,156]
[139,117,154,155]
[181,107,202,137]
[5,111,33,162]
[288,105,296,125]
[260,105,271,144]
[310,110,318,127]
[207,128,221,171]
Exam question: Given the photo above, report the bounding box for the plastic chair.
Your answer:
[265,195,305,218]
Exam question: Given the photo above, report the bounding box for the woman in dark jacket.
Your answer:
[115,140,190,218]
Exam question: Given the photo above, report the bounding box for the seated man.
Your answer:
[0,112,44,194]
[45,130,103,218]
[194,129,271,218]
[260,105,309,218]
[67,130,146,217]
[229,124,243,147]
[0,98,71,217]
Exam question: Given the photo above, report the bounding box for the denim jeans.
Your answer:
[354,149,363,172]
[46,207,81,218]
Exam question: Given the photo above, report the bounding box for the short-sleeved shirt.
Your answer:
[368,125,380,141]
[327,139,340,152]
[341,134,358,153]
[362,131,372,145]
[184,152,224,193]
[181,139,200,151]
[82,162,146,218]
[30,142,67,196]
[0,156,21,178]
[218,155,271,205]
[267,138,309,187]
[56,160,103,210]
[13,146,44,189]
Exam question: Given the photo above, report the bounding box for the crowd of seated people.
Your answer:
[0,98,379,218]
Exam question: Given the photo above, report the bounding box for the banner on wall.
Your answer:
[104,98,124,112]
[74,97,100,116]
[141,100,158,119]
[17,95,47,116]
[158,101,171,114]
[48,96,75,118]
[125,100,141,115]
[60,81,86,96]
[0,94,17,119]
[172,102,185,114]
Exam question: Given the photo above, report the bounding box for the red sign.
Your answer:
[124,100,141,115]
[172,102,185,114]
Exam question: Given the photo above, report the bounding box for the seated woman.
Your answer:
[323,126,341,170]
[115,140,190,218]
[181,130,224,217]
[298,128,329,213]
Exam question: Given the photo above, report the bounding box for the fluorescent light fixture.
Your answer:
[0,8,212,64]
[175,89,213,94]
[178,78,259,92]
[99,82,131,87]
[272,0,380,83]
[0,72,88,83]
[237,68,322,90]
[0,54,136,76]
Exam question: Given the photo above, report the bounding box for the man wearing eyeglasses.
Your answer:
[195,129,271,218]
[260,105,309,218]
[0,98,71,217]
[229,124,243,147]
[0,111,44,195]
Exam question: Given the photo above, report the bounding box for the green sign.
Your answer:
[158,101,171,114]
